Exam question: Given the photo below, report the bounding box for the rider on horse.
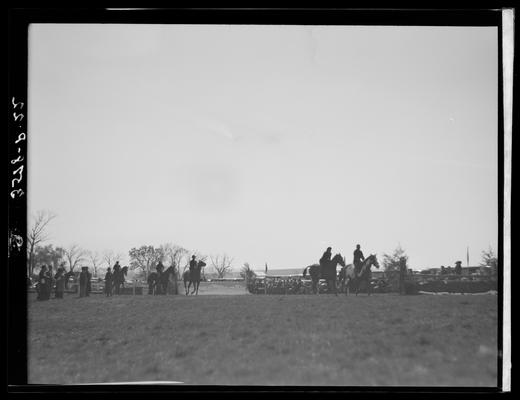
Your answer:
[189,255,197,274]
[320,247,332,267]
[353,244,365,277]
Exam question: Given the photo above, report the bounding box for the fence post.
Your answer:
[133,279,136,296]
[284,279,287,295]
[265,278,267,295]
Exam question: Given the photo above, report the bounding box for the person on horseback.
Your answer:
[353,244,365,277]
[320,247,332,267]
[189,255,197,274]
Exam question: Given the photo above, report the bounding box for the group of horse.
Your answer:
[147,260,207,296]
[303,253,380,295]
[125,255,377,297]
[110,265,128,295]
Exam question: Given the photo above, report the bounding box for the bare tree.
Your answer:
[87,250,101,277]
[27,210,56,276]
[128,245,164,280]
[161,243,189,276]
[103,250,123,270]
[63,244,87,273]
[210,254,234,279]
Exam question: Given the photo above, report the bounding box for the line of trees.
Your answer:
[27,210,499,280]
[26,210,239,280]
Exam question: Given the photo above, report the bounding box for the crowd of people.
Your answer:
[33,263,89,301]
[33,260,147,300]
[33,263,100,301]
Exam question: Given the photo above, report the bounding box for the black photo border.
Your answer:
[7,7,511,395]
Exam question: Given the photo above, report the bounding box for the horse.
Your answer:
[113,266,128,295]
[149,266,177,295]
[303,253,346,295]
[341,254,380,296]
[183,260,206,295]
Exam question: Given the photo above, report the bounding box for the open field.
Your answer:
[28,291,498,386]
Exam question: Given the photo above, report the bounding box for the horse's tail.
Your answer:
[303,267,308,278]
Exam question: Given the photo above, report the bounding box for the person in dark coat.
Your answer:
[45,266,54,299]
[113,262,121,295]
[353,244,365,277]
[156,261,165,294]
[37,265,48,301]
[454,261,462,275]
[104,267,113,297]
[79,267,89,297]
[54,267,66,299]
[189,256,197,273]
[320,247,332,266]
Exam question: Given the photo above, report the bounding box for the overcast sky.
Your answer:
[28,24,498,271]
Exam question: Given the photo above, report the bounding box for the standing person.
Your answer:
[104,267,113,297]
[54,267,66,299]
[454,261,462,275]
[45,265,54,300]
[37,265,48,301]
[156,261,165,294]
[353,244,365,277]
[79,267,88,297]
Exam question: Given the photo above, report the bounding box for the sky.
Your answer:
[28,24,498,271]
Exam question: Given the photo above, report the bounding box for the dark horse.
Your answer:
[148,266,177,295]
[182,260,206,295]
[303,253,346,295]
[112,266,128,295]
[341,254,380,296]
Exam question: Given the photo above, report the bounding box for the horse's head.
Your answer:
[198,260,207,268]
[333,253,346,267]
[367,254,380,269]
[122,266,129,275]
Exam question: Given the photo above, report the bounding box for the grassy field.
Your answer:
[28,289,498,386]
